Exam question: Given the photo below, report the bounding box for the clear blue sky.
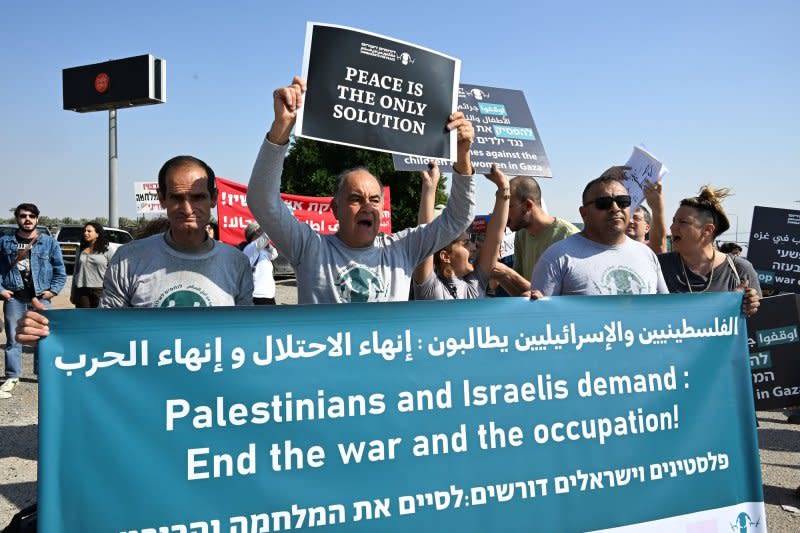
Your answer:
[2,0,797,244]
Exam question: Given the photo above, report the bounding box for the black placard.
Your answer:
[746,206,800,293]
[297,23,459,161]
[393,84,552,176]
[746,293,800,410]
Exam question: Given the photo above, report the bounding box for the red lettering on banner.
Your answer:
[215,177,391,246]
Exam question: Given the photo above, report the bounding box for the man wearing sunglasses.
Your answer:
[531,175,668,296]
[1,203,66,399]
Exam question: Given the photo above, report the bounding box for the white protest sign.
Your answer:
[623,145,668,212]
[134,181,165,215]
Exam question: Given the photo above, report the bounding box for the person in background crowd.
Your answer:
[531,175,667,296]
[70,222,115,308]
[136,217,170,239]
[658,186,760,317]
[500,176,579,295]
[205,222,219,241]
[246,76,476,304]
[412,162,509,300]
[242,222,279,305]
[0,203,66,399]
[718,242,743,256]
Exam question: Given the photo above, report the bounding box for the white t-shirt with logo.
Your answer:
[100,235,254,308]
[531,233,668,296]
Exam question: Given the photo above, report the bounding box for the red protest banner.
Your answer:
[215,177,392,245]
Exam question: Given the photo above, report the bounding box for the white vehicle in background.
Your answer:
[56,225,133,274]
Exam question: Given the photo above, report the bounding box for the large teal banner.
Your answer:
[39,294,765,532]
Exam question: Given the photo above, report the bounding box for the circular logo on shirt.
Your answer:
[334,265,387,303]
[595,266,649,295]
[156,284,213,308]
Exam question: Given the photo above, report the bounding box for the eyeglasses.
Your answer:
[18,214,38,220]
[584,195,631,210]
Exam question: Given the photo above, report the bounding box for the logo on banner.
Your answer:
[334,264,387,303]
[730,511,761,532]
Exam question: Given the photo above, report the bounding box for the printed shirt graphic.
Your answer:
[593,265,649,295]
[156,284,214,308]
[334,264,387,303]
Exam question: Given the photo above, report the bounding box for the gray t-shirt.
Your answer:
[246,139,475,304]
[73,248,115,289]
[412,267,489,300]
[100,234,254,308]
[531,233,669,296]
[658,252,763,296]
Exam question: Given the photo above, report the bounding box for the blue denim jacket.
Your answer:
[0,233,67,296]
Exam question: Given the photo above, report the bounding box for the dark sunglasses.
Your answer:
[18,213,38,220]
[584,195,631,210]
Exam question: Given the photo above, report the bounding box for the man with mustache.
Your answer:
[530,173,668,296]
[15,157,254,349]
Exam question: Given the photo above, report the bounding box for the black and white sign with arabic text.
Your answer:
[393,84,551,176]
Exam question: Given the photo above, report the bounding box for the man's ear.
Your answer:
[524,198,535,213]
[438,250,450,264]
[578,205,587,221]
[330,198,340,221]
[158,189,167,209]
[210,190,218,209]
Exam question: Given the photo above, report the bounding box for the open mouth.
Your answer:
[357,219,374,229]
[672,235,682,243]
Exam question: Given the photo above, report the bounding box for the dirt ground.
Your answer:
[1,282,799,530]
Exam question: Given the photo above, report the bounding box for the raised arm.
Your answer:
[477,164,510,275]
[267,76,306,145]
[247,77,317,265]
[412,162,441,285]
[643,180,667,254]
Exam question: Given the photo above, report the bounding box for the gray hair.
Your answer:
[333,166,384,201]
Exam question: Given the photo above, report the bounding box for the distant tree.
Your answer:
[281,137,447,231]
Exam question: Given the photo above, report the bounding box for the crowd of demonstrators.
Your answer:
[658,186,760,316]
[242,222,279,305]
[1,78,777,406]
[411,163,509,300]
[531,173,668,296]
[70,222,115,308]
[246,76,476,304]
[0,203,66,399]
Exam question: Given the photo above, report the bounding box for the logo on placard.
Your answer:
[334,264,387,303]
[359,42,413,65]
[398,52,414,65]
[462,88,490,100]
[729,511,760,532]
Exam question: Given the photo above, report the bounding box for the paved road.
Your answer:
[1,279,798,530]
